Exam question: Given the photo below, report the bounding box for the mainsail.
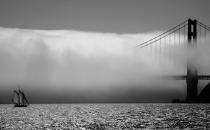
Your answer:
[20,90,29,105]
[12,88,29,107]
[12,90,19,105]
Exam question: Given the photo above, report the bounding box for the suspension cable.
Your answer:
[139,23,188,48]
[136,20,188,47]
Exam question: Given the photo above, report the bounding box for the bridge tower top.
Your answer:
[188,19,197,45]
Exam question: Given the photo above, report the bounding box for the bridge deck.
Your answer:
[164,75,210,80]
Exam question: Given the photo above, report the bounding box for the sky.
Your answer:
[0,0,209,103]
[0,0,210,33]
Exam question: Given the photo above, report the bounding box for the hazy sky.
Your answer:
[0,0,209,103]
[0,0,209,33]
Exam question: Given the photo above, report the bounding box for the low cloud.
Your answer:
[0,27,209,102]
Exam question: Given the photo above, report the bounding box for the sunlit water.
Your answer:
[0,104,210,129]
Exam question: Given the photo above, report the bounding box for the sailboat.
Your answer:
[12,87,29,107]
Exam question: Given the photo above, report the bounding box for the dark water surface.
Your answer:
[0,104,210,129]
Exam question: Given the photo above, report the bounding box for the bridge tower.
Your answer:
[137,18,210,102]
[186,19,198,102]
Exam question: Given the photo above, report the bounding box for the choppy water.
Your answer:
[0,104,210,129]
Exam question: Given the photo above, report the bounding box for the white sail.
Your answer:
[12,90,19,104]
[20,91,29,105]
[19,90,23,105]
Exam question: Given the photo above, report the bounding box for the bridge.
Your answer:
[136,18,210,103]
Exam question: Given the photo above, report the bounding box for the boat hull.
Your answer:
[14,104,29,107]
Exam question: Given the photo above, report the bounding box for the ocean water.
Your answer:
[0,104,209,129]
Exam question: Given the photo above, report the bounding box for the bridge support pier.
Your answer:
[186,19,198,102]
